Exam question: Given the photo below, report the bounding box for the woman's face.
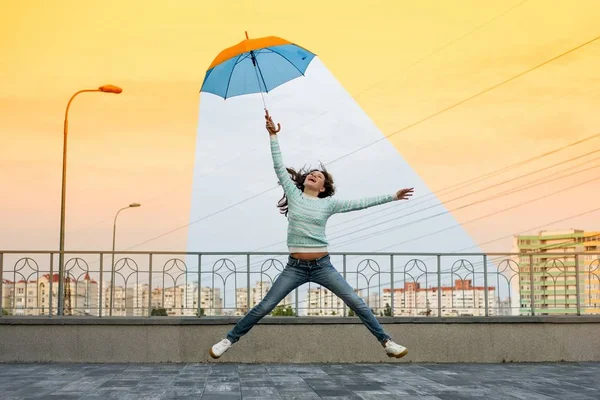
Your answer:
[304,170,326,193]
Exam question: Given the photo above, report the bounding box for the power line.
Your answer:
[353,175,600,252]
[66,111,330,239]
[205,200,600,310]
[330,149,600,238]
[357,207,600,275]
[228,141,600,276]
[127,33,600,249]
[452,210,600,253]
[324,33,600,166]
[248,133,600,252]
[319,85,600,233]
[339,218,599,293]
[221,160,600,298]
[351,0,531,100]
[303,207,600,303]
[335,172,600,249]
[239,196,600,310]
[77,127,600,250]
[334,111,600,223]
[126,186,279,250]
[120,5,528,248]
[250,84,600,250]
[329,157,600,246]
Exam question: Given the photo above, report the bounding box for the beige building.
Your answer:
[162,284,222,316]
[132,283,222,316]
[382,280,496,317]
[195,285,223,316]
[4,274,98,316]
[235,281,292,316]
[11,279,37,316]
[302,287,383,317]
[498,299,513,316]
[100,284,134,316]
[162,285,187,316]
[133,283,164,316]
[355,290,383,315]
[2,279,14,314]
[305,286,345,316]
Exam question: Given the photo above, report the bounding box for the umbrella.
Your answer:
[200,32,315,109]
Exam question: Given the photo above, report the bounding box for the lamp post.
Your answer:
[109,203,141,316]
[57,85,122,316]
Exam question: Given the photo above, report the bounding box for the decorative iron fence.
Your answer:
[1,251,599,318]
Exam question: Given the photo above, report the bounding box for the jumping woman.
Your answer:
[210,111,414,359]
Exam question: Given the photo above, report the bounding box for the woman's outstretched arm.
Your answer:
[330,188,414,214]
[266,111,298,195]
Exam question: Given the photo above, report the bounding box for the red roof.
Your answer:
[7,274,98,285]
[42,273,75,283]
[384,279,495,293]
[43,273,60,283]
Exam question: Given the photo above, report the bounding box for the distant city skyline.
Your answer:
[1,275,505,318]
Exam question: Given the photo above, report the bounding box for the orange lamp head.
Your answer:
[99,85,123,94]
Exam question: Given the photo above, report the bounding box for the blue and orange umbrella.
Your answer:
[200,32,315,109]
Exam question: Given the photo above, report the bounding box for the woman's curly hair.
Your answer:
[277,164,335,216]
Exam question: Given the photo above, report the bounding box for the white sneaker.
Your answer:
[209,339,232,359]
[383,340,408,358]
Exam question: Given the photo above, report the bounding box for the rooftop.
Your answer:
[0,362,598,399]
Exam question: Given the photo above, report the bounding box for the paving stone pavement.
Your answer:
[0,362,598,399]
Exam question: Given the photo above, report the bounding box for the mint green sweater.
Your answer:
[270,135,396,250]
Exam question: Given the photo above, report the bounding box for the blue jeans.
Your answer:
[226,255,392,344]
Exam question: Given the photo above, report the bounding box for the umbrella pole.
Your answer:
[250,52,268,111]
[246,31,268,112]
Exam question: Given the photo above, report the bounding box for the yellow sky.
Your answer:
[1,0,599,252]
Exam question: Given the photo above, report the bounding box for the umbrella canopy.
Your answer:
[200,33,316,100]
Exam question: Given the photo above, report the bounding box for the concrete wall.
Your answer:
[1,316,599,363]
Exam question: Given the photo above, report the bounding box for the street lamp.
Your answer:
[57,85,123,316]
[110,203,141,316]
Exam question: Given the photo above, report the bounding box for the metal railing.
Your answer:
[1,251,599,318]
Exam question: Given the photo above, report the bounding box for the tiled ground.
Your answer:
[0,362,598,399]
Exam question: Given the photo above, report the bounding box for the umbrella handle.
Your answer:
[264,109,281,133]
